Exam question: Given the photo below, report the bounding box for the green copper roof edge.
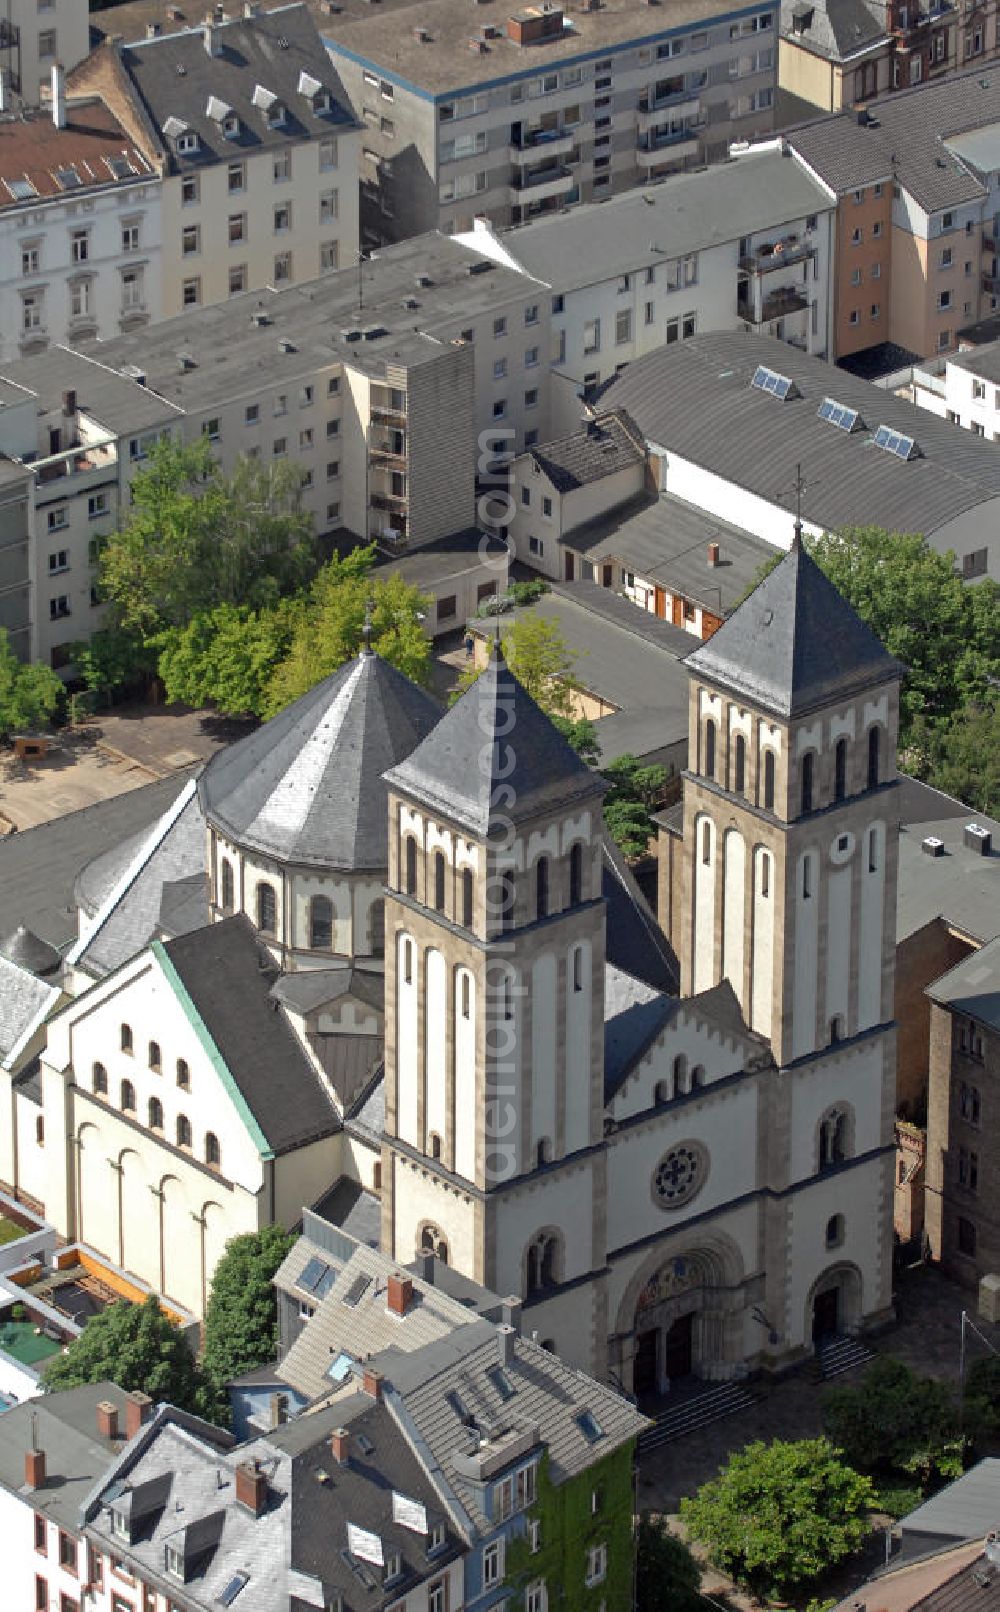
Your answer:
[151,938,275,1162]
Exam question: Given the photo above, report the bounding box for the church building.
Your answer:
[0,539,902,1392]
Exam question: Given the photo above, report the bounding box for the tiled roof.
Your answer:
[0,100,152,210]
[529,411,644,495]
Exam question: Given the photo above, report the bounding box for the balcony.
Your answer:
[370,436,406,463]
[636,95,702,130]
[509,128,575,162]
[636,130,701,166]
[984,231,999,253]
[28,439,118,495]
[370,404,407,428]
[738,285,810,324]
[510,164,576,201]
[983,271,1000,293]
[370,489,408,511]
[740,235,817,274]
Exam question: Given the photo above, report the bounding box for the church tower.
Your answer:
[381,646,610,1360]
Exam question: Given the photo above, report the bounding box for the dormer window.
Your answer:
[222,112,240,138]
[267,100,287,127]
[313,88,332,113]
[111,1508,130,1542]
[165,1542,184,1580]
[177,130,199,155]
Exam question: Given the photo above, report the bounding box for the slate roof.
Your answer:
[310,1178,381,1246]
[113,2,355,177]
[385,646,606,837]
[0,924,62,976]
[685,536,901,718]
[779,0,889,64]
[272,966,385,1016]
[0,954,60,1066]
[599,331,1000,547]
[909,1554,1000,1612]
[926,936,1000,1031]
[345,1067,386,1145]
[497,149,834,293]
[160,917,340,1155]
[602,838,678,994]
[529,411,644,494]
[604,965,676,1097]
[199,649,441,871]
[0,1382,135,1530]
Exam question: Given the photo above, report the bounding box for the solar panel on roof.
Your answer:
[818,396,861,433]
[219,1571,250,1606]
[750,364,798,401]
[873,423,918,460]
[296,1255,331,1294]
[341,1272,371,1308]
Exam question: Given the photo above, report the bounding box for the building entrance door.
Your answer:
[812,1286,840,1344]
[664,1313,694,1380]
[633,1329,658,1396]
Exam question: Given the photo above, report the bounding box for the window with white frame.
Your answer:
[586,1545,607,1587]
[483,1541,504,1587]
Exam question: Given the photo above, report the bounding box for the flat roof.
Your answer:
[895,774,1000,946]
[948,338,1000,386]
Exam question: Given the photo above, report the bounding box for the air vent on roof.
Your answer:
[468,36,489,51]
[342,328,362,342]
[279,337,297,353]
[818,396,862,432]
[750,363,799,400]
[964,822,992,856]
[176,62,187,74]
[362,325,389,340]
[177,352,197,370]
[120,363,147,385]
[415,273,433,288]
[872,423,919,460]
[402,296,419,310]
[251,309,270,327]
[277,33,290,46]
[414,23,430,38]
[922,836,945,857]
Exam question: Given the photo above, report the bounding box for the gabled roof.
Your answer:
[0,101,152,210]
[385,646,605,837]
[528,411,644,495]
[684,538,901,718]
[199,649,441,871]
[780,0,889,64]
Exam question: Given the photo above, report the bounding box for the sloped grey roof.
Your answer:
[604,965,676,1098]
[895,774,1000,945]
[385,647,606,837]
[345,1066,386,1144]
[0,952,60,1064]
[602,837,678,994]
[926,935,1000,1030]
[529,411,644,495]
[899,1458,1000,1542]
[684,537,901,718]
[199,650,441,871]
[780,0,888,64]
[160,917,340,1156]
[272,966,385,1016]
[0,924,61,976]
[0,1382,135,1529]
[310,1178,381,1246]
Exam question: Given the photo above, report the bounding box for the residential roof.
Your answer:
[159,917,340,1155]
[0,100,153,210]
[495,149,834,293]
[377,528,510,592]
[926,935,1000,1030]
[562,489,778,613]
[0,771,196,954]
[779,0,888,65]
[895,774,1000,946]
[385,645,606,837]
[112,2,354,177]
[830,1542,988,1612]
[0,346,181,436]
[529,411,644,494]
[599,331,1000,548]
[0,1381,135,1530]
[199,648,441,872]
[948,338,1000,386]
[909,1552,1000,1612]
[899,1458,1000,1545]
[786,67,1000,211]
[685,536,901,718]
[310,1177,382,1246]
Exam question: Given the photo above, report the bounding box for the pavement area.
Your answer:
[0,705,249,832]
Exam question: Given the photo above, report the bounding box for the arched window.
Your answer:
[526,1232,560,1295]
[403,938,413,985]
[373,1161,382,1191]
[800,751,814,815]
[802,853,814,900]
[120,1079,136,1113]
[834,738,847,803]
[121,1023,133,1054]
[654,1079,669,1106]
[429,1131,442,1160]
[701,821,711,865]
[35,1116,44,1147]
[433,851,446,912]
[310,895,333,949]
[92,1062,108,1096]
[502,972,513,1021]
[733,733,746,795]
[829,1014,844,1045]
[148,1097,163,1130]
[419,1224,449,1264]
[704,718,716,780]
[148,1040,161,1072]
[205,1132,220,1168]
[760,851,770,899]
[826,1213,845,1249]
[461,868,474,929]
[256,882,277,936]
[537,1138,551,1167]
[499,872,515,933]
[460,972,471,1019]
[819,1107,849,1170]
[572,947,583,993]
[221,859,234,912]
[868,725,881,789]
[404,836,417,896]
[370,898,385,957]
[176,1114,192,1150]
[763,750,775,811]
[536,856,549,920]
[691,1064,704,1089]
[673,1054,688,1095]
[176,1058,190,1091]
[569,842,583,906]
[868,829,878,873]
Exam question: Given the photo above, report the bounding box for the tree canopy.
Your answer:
[822,1355,964,1486]
[635,1515,703,1612]
[601,754,669,860]
[680,1436,875,1599]
[199,1226,296,1423]
[43,1293,207,1413]
[0,630,63,741]
[452,613,581,719]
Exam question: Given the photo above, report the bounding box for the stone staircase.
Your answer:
[639,1381,757,1454]
[815,1333,875,1381]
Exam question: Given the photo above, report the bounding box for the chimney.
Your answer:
[387,1273,413,1317]
[96,1400,119,1441]
[497,1323,516,1367]
[234,1460,268,1517]
[146,20,161,35]
[203,21,220,54]
[268,1392,288,1430]
[362,1367,383,1402]
[51,62,66,130]
[0,68,9,113]
[62,389,76,418]
[964,822,992,856]
[707,541,720,567]
[24,1447,46,1491]
[330,1427,350,1465]
[501,1295,522,1335]
[124,1391,154,1440]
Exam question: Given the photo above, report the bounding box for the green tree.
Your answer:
[71,623,157,704]
[265,554,431,714]
[99,437,315,633]
[602,754,669,860]
[822,1356,964,1486]
[635,1515,703,1612]
[0,629,63,740]
[680,1437,875,1599]
[552,714,601,765]
[43,1294,206,1413]
[919,693,1000,815]
[964,1353,1000,1446]
[157,600,300,718]
[200,1226,296,1423]
[452,614,579,720]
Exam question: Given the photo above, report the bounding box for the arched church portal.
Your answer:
[615,1236,746,1399]
[807,1262,863,1348]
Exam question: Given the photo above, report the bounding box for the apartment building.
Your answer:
[0,233,541,663]
[0,455,31,657]
[0,82,160,364]
[786,69,1000,364]
[69,3,360,317]
[319,0,778,244]
[778,0,973,118]
[460,143,835,431]
[895,339,1000,466]
[0,0,89,106]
